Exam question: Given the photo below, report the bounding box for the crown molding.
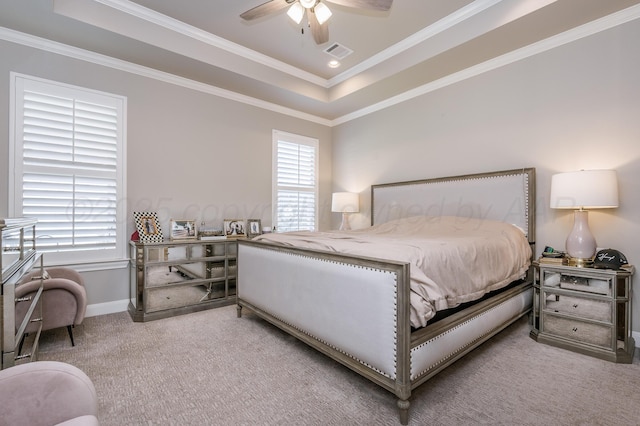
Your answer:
[329,0,503,86]
[0,26,332,126]
[93,0,329,87]
[2,3,638,127]
[332,3,640,125]
[98,0,501,90]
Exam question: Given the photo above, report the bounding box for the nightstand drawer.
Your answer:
[543,316,611,348]
[543,292,610,322]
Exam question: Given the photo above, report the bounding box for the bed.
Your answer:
[236,168,536,424]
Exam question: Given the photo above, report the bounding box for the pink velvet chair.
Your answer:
[0,361,99,425]
[15,267,87,347]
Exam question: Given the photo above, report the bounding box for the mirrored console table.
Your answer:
[1,218,43,369]
[128,239,238,322]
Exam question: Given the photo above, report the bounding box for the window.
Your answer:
[272,130,318,232]
[9,73,127,265]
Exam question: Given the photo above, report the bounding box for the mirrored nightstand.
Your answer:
[530,261,635,363]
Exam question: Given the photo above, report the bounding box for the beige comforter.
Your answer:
[254,216,532,328]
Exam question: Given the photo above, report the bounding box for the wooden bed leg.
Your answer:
[398,399,410,425]
[236,304,243,318]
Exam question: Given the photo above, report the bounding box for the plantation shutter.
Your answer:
[11,74,126,263]
[273,131,318,232]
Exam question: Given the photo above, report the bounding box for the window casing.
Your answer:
[272,130,318,232]
[9,73,127,265]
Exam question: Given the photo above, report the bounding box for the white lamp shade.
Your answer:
[331,192,359,213]
[550,170,618,209]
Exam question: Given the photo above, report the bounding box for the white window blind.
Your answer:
[273,130,318,232]
[10,73,126,264]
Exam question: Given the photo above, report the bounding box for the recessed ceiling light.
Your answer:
[328,60,340,68]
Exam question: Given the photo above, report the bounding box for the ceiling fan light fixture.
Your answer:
[286,2,305,24]
[299,0,317,9]
[314,2,332,25]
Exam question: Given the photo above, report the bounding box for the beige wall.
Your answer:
[0,39,332,307]
[332,20,640,329]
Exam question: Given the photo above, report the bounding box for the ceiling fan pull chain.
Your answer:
[301,27,307,48]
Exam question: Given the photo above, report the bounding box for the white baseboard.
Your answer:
[85,299,129,318]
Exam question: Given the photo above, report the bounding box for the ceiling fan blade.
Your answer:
[325,0,392,11]
[240,0,292,21]
[308,10,329,45]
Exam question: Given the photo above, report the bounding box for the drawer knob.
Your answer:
[572,303,579,308]
[572,327,578,332]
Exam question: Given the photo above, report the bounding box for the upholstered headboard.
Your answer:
[371,168,536,244]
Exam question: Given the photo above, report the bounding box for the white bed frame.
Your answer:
[236,168,536,424]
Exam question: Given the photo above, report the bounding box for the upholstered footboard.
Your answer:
[237,239,414,422]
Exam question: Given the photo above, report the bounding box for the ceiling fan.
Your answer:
[240,0,393,45]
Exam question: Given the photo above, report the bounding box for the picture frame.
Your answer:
[223,219,246,238]
[246,219,262,238]
[133,212,163,243]
[170,219,197,240]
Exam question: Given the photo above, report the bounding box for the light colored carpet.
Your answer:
[38,306,640,425]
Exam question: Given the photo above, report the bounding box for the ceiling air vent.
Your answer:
[324,43,353,60]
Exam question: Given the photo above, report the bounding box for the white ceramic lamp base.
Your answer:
[339,212,351,231]
[566,210,596,265]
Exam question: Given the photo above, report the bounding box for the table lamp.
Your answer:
[332,192,359,231]
[549,169,618,266]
